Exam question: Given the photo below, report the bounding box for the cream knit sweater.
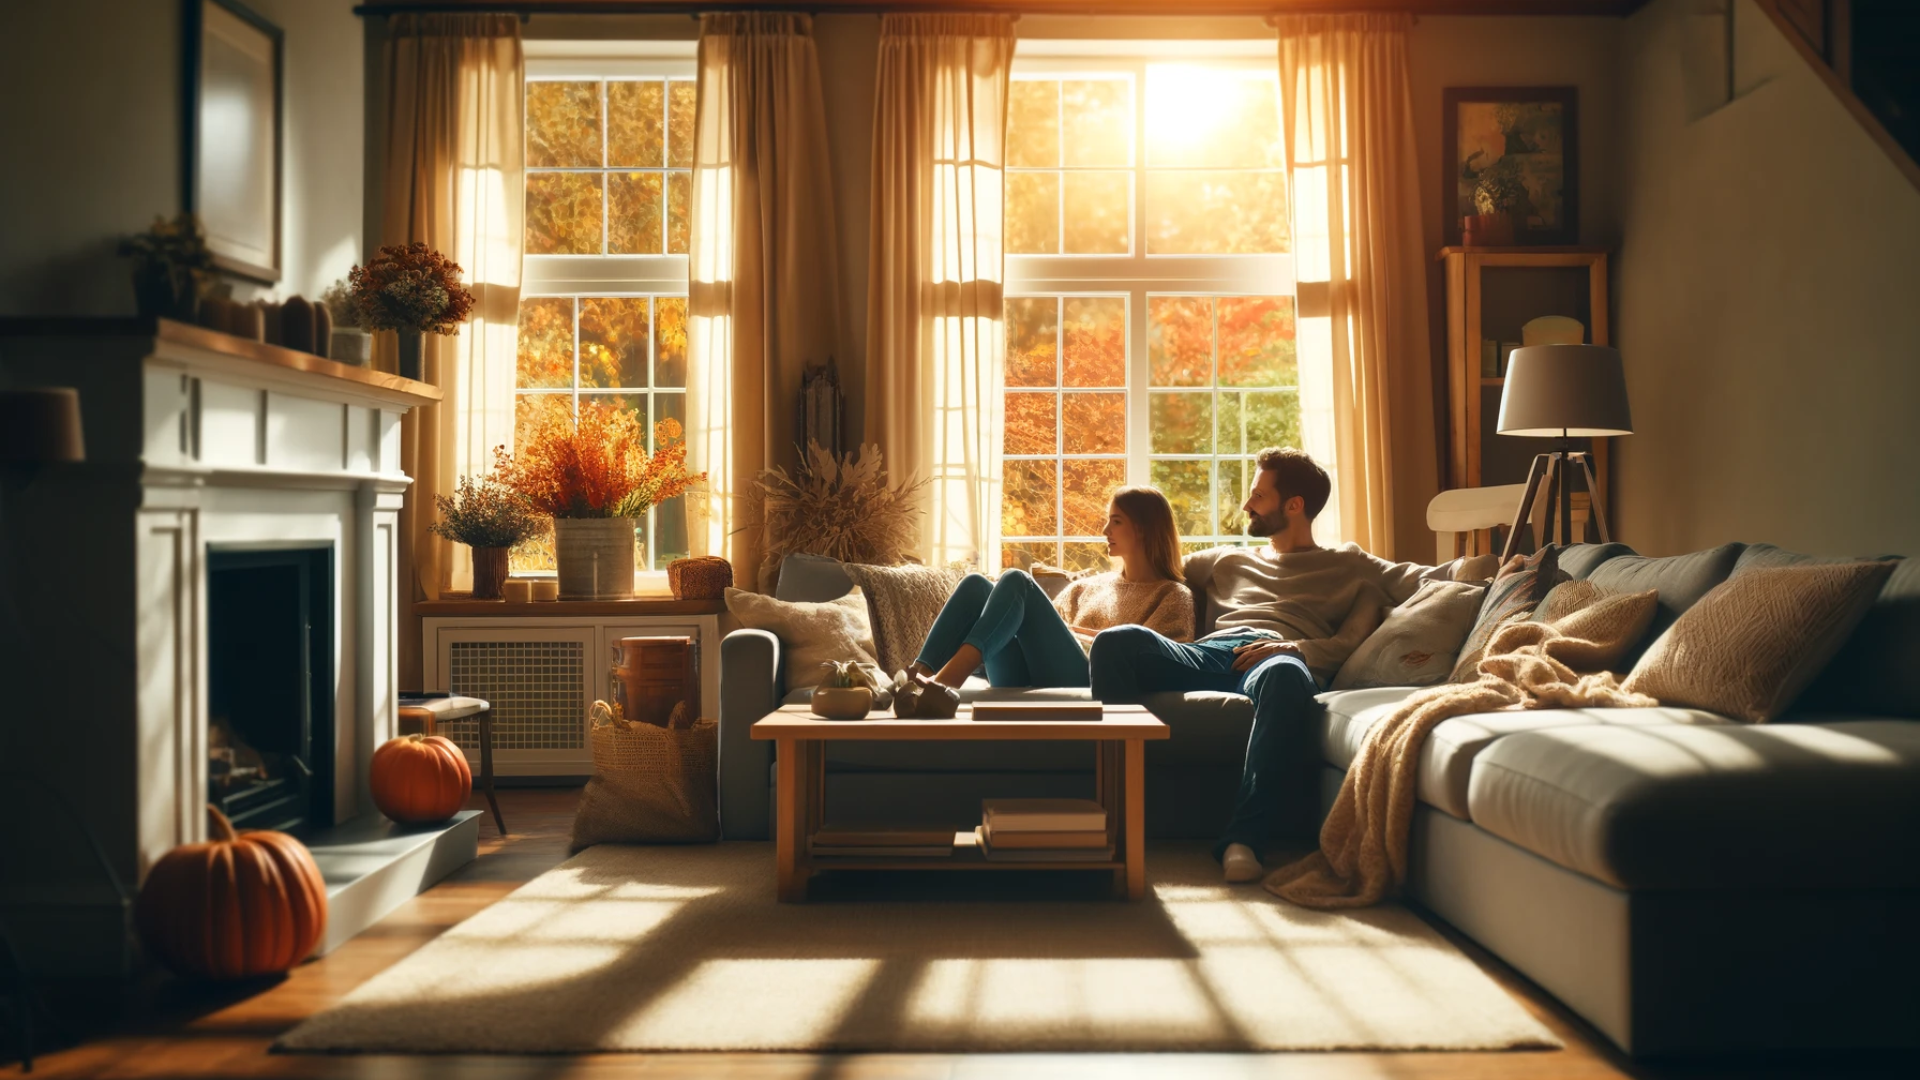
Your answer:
[1053,573,1195,652]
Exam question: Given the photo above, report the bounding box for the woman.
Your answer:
[898,487,1194,713]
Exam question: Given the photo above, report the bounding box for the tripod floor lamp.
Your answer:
[1495,344,1633,560]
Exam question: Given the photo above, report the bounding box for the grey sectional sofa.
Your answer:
[716,542,1920,1056]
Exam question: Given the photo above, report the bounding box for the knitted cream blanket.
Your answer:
[1265,583,1660,909]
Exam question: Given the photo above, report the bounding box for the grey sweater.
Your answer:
[1182,543,1461,681]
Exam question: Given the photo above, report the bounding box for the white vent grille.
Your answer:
[447,640,587,751]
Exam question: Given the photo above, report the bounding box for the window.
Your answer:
[1002,56,1315,570]
[516,53,695,572]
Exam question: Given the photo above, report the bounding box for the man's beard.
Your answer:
[1245,506,1289,538]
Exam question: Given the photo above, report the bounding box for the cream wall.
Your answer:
[0,0,365,315]
[1613,0,1920,557]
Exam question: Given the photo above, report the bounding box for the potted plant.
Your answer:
[319,277,371,366]
[493,404,704,600]
[119,213,215,322]
[427,472,544,600]
[811,660,874,720]
[346,242,475,381]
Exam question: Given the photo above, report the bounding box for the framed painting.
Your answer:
[1442,87,1577,247]
[185,0,283,282]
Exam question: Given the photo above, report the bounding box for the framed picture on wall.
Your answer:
[185,0,282,282]
[1442,87,1578,247]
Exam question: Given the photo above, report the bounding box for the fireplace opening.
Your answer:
[207,547,334,835]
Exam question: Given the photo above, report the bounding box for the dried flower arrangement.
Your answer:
[494,401,704,519]
[318,277,363,329]
[347,242,475,334]
[427,473,546,549]
[745,442,926,570]
[119,213,216,318]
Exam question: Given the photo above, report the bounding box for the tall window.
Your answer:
[516,55,695,572]
[1003,57,1316,570]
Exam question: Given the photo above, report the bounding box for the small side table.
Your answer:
[398,695,505,834]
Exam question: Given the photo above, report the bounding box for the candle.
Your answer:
[502,578,534,603]
[532,579,560,602]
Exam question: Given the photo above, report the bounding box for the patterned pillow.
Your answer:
[1448,546,1570,682]
[724,587,877,692]
[840,563,971,675]
[1331,579,1487,690]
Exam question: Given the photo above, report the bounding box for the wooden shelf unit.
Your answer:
[1437,246,1611,548]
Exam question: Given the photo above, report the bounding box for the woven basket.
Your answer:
[667,556,733,600]
[570,701,718,850]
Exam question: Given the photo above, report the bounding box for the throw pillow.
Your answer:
[1331,579,1487,690]
[841,562,971,675]
[1448,546,1570,682]
[1623,561,1898,723]
[723,587,878,692]
[1485,584,1658,674]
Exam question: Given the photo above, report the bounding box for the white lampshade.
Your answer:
[1496,344,1633,437]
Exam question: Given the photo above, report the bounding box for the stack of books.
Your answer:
[975,798,1113,861]
[809,824,957,858]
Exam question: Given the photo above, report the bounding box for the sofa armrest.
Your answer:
[718,627,782,840]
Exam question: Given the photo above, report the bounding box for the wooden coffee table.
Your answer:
[750,702,1169,902]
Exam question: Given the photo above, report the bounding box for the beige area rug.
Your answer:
[277,843,1557,1054]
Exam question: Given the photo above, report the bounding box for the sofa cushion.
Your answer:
[1331,580,1485,690]
[1558,541,1635,580]
[774,552,855,603]
[1582,542,1744,663]
[1735,544,1919,720]
[1466,719,1920,890]
[1140,690,1254,765]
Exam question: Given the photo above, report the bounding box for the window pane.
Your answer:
[1243,389,1300,451]
[667,171,691,254]
[511,521,555,573]
[580,391,646,435]
[526,81,602,168]
[1063,171,1130,254]
[1004,297,1057,387]
[1062,79,1130,168]
[1061,392,1124,454]
[1217,296,1297,387]
[1007,172,1060,255]
[667,82,697,168]
[652,392,690,568]
[525,172,604,255]
[1001,541,1058,572]
[1061,542,1112,573]
[1144,170,1288,255]
[608,172,663,254]
[1146,67,1283,169]
[1004,392,1056,455]
[1149,392,1211,454]
[578,297,649,388]
[516,298,575,389]
[1150,459,1212,539]
[1002,458,1058,537]
[1007,80,1059,168]
[1063,458,1126,536]
[515,392,573,451]
[1218,390,1243,454]
[1062,297,1125,388]
[1148,296,1213,388]
[654,297,688,387]
[607,80,664,168]
[1215,458,1251,537]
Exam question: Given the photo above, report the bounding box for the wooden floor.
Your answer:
[14,788,1911,1080]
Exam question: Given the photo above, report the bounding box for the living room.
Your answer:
[1,0,1915,1077]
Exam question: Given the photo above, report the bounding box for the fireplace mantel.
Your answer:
[0,319,432,977]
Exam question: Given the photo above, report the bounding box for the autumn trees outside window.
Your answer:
[1002,56,1308,571]
[516,52,695,571]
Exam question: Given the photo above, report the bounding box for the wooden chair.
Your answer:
[1429,483,1592,563]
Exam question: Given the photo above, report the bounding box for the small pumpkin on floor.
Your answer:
[135,804,327,980]
[371,733,472,823]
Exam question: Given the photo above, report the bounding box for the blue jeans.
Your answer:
[915,571,1090,688]
[1089,625,1324,858]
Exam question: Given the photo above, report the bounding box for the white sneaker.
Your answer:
[1222,843,1263,883]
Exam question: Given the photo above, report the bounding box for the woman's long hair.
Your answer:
[1109,486,1183,583]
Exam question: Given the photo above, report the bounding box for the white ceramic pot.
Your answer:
[553,517,639,600]
[330,328,372,366]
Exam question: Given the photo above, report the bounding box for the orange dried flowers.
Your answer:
[494,400,703,519]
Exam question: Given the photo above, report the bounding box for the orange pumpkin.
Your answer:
[370,733,471,823]
[135,805,327,980]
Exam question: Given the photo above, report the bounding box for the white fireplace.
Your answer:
[0,319,435,976]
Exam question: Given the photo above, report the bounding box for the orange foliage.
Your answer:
[495,401,703,519]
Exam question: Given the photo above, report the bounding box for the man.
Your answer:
[1089,448,1465,883]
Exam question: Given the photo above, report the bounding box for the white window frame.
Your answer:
[521,50,696,573]
[1004,53,1301,564]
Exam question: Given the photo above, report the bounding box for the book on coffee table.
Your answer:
[973,826,1113,862]
[982,798,1108,833]
[982,823,1109,849]
[969,701,1106,722]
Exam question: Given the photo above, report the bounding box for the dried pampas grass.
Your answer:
[746,443,926,581]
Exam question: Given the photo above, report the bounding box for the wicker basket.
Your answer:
[667,556,733,600]
[570,701,718,849]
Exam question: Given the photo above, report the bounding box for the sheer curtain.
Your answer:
[1276,14,1438,560]
[687,13,843,591]
[866,14,1015,570]
[381,13,522,686]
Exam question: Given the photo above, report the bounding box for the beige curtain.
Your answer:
[687,13,843,591]
[1276,14,1437,561]
[381,14,523,686]
[865,14,1015,570]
